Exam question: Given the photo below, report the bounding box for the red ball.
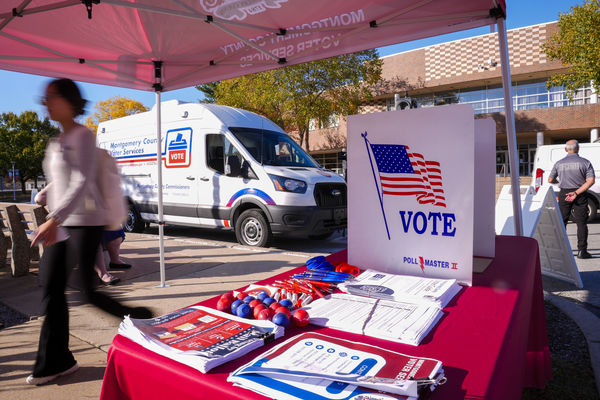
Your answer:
[275,306,291,318]
[292,309,310,327]
[269,302,282,311]
[253,304,267,319]
[257,308,273,321]
[236,292,248,300]
[249,299,263,308]
[217,298,233,312]
[220,292,234,302]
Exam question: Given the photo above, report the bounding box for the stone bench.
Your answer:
[0,210,9,271]
[0,203,48,277]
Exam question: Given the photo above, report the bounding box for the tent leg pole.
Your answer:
[155,90,168,288]
[497,17,523,236]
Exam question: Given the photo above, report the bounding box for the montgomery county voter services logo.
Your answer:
[165,128,192,169]
[199,0,288,21]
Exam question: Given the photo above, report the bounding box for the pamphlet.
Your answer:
[339,269,462,308]
[228,332,445,400]
[118,305,284,373]
[302,293,443,346]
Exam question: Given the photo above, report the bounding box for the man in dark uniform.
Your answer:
[548,139,595,259]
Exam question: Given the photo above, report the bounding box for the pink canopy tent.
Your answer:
[0,0,520,286]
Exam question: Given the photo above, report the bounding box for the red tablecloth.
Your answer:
[100,235,551,400]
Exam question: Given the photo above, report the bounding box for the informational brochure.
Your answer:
[303,293,443,346]
[228,332,445,400]
[339,269,462,309]
[118,305,284,373]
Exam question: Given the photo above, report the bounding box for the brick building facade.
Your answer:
[309,22,600,177]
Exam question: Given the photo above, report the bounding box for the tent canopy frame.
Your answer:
[0,0,522,288]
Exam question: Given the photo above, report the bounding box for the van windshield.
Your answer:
[229,127,318,168]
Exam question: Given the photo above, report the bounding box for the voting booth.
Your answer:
[348,104,497,286]
[496,185,583,288]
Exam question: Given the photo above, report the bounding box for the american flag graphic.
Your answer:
[370,143,446,207]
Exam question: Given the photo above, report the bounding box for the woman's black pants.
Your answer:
[33,225,130,377]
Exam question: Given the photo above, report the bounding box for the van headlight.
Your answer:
[268,174,307,193]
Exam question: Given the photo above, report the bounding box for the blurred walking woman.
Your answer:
[28,78,151,385]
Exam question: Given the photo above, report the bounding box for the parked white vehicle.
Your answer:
[96,100,347,246]
[531,143,600,220]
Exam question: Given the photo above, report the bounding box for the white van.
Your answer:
[531,143,600,220]
[96,100,347,246]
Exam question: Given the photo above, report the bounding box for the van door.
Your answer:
[160,126,202,225]
[199,133,257,227]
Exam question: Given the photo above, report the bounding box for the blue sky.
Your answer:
[0,0,581,121]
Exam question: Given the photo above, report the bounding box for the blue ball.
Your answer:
[272,312,290,327]
[243,295,256,304]
[236,303,252,318]
[263,297,275,307]
[231,299,243,314]
[256,292,268,302]
[280,299,293,310]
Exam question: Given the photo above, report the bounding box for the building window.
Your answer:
[496,144,538,176]
[309,114,340,130]
[324,114,339,128]
[386,98,395,111]
[409,79,592,114]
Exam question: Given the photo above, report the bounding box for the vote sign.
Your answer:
[165,128,192,168]
[347,104,474,285]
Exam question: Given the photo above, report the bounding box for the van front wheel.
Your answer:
[235,209,272,247]
[124,203,145,233]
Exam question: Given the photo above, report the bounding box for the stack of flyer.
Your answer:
[118,305,284,373]
[302,293,443,346]
[339,269,462,308]
[228,332,446,400]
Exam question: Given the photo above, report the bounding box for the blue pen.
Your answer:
[302,271,353,278]
[293,273,351,282]
[294,276,346,283]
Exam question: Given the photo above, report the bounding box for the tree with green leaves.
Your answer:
[542,0,600,96]
[85,96,149,133]
[197,50,382,150]
[196,82,218,103]
[0,111,59,192]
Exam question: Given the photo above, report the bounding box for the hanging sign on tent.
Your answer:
[347,104,474,285]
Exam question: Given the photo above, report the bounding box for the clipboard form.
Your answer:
[338,269,462,309]
[228,332,446,400]
[302,293,443,346]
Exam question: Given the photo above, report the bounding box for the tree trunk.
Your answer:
[298,127,310,151]
[305,130,310,151]
[298,130,305,149]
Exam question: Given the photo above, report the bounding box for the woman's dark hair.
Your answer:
[48,78,87,116]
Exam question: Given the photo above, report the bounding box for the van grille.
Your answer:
[313,183,347,207]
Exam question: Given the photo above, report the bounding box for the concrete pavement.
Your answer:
[0,230,346,399]
[543,219,600,396]
[0,221,599,399]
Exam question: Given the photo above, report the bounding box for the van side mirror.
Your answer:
[241,160,258,180]
[226,155,241,177]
